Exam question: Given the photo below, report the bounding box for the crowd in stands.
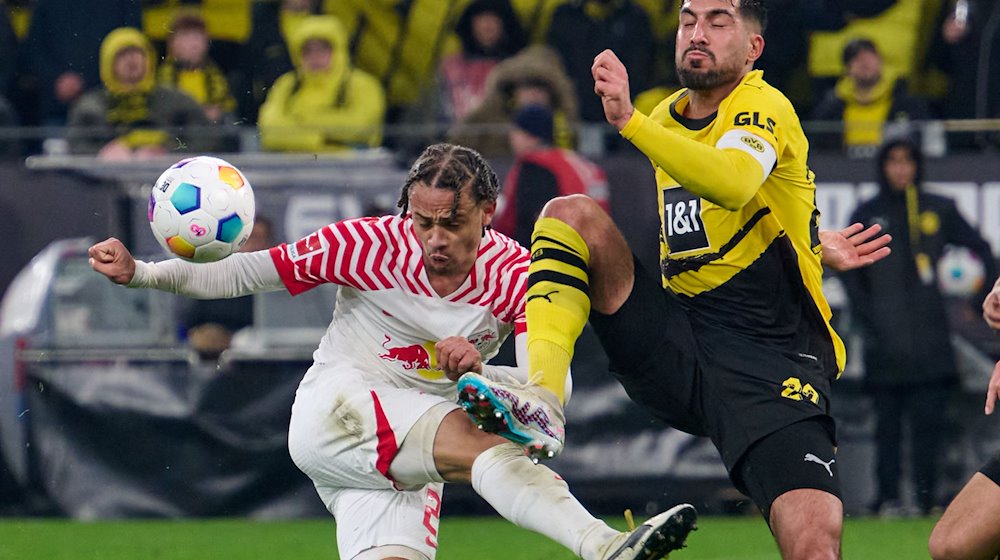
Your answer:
[0,0,999,161]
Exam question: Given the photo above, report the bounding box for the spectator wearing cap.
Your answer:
[157,11,237,127]
[492,104,609,247]
[811,38,928,157]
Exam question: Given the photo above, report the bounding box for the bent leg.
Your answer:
[736,419,843,560]
[770,489,843,560]
[537,194,635,314]
[400,408,617,558]
[929,472,1000,560]
[527,194,635,404]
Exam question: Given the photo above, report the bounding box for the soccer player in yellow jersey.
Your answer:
[457,1,892,558]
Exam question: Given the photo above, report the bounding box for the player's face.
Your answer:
[883,146,917,191]
[408,182,495,277]
[675,0,762,91]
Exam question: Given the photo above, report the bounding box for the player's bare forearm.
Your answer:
[820,223,892,272]
[88,237,137,285]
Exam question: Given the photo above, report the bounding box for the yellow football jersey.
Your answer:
[633,70,845,375]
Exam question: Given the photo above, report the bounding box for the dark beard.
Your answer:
[676,65,738,91]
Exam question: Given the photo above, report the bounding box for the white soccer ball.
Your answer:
[148,156,256,263]
[937,246,986,298]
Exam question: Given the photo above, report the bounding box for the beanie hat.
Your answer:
[512,103,554,144]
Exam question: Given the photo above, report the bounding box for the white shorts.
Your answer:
[288,362,459,559]
[323,482,444,560]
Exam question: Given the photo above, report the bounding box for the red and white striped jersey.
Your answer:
[269,215,530,396]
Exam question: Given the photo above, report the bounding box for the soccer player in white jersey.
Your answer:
[89,143,696,560]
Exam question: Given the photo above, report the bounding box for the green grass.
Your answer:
[0,515,937,559]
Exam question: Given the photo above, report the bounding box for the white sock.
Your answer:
[471,443,620,559]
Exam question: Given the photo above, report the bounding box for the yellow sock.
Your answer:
[526,217,591,404]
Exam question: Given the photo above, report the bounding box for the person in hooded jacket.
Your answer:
[257,15,386,153]
[810,39,928,157]
[840,138,997,516]
[66,27,211,159]
[446,44,577,158]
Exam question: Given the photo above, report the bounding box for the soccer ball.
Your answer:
[937,246,986,298]
[148,156,256,263]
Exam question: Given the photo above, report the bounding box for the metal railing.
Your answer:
[0,118,998,163]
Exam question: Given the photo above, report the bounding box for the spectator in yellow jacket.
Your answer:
[258,15,386,152]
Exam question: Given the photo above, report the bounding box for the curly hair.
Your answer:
[396,143,501,219]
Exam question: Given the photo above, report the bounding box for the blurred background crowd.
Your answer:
[0,0,997,161]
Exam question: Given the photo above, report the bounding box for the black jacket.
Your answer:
[841,186,996,387]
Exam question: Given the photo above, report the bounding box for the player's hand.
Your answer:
[592,49,634,130]
[436,336,483,381]
[985,360,1000,415]
[819,223,892,272]
[983,277,1000,330]
[88,237,137,285]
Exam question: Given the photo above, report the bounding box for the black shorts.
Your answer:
[735,417,842,521]
[981,451,1000,486]
[589,256,837,474]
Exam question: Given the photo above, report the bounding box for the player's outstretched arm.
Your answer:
[89,237,137,285]
[820,223,892,272]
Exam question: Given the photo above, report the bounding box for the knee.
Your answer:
[539,194,607,229]
[927,524,962,560]
[781,523,841,560]
[771,493,842,560]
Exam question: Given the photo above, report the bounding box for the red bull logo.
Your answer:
[468,329,499,352]
[379,335,432,370]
